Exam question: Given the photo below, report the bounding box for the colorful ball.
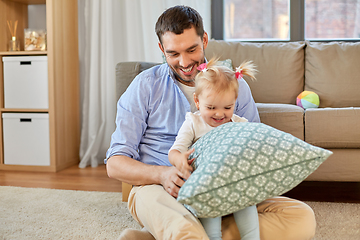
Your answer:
[296,91,319,109]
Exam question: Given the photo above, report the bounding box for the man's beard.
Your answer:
[169,58,206,83]
[170,65,196,83]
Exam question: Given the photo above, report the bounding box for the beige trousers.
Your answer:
[128,185,316,240]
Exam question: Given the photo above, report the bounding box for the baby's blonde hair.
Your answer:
[195,58,257,99]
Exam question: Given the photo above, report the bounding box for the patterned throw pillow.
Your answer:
[177,122,332,218]
[216,58,233,70]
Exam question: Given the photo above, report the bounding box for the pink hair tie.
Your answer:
[235,67,243,79]
[197,63,208,72]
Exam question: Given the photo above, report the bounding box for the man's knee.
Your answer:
[258,197,316,240]
[222,197,316,240]
[290,202,316,240]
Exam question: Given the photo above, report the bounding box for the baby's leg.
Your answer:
[233,205,260,240]
[199,217,222,240]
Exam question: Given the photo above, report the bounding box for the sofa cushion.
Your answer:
[305,107,360,148]
[305,41,360,108]
[306,148,360,181]
[256,103,304,140]
[205,40,305,104]
[115,62,159,100]
[177,122,332,218]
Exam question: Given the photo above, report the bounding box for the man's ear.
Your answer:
[158,42,165,54]
[194,93,200,110]
[203,32,209,50]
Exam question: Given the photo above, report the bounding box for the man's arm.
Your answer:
[236,78,260,122]
[106,155,186,198]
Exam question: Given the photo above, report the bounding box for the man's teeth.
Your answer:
[182,66,193,72]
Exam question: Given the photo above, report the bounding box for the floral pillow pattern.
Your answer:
[177,122,332,218]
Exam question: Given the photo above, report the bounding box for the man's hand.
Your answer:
[106,155,192,198]
[159,166,187,198]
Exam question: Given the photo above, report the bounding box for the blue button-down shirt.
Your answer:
[105,63,260,166]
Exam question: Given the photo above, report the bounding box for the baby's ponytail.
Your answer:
[235,61,258,81]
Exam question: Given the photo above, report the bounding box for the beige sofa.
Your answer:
[204,40,360,182]
[116,40,360,200]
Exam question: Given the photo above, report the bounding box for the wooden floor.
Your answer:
[1,164,359,203]
[0,164,122,192]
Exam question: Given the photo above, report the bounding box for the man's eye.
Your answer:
[167,53,178,57]
[189,48,196,53]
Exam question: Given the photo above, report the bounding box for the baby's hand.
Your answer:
[175,148,195,180]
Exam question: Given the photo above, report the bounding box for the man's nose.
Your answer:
[179,54,192,68]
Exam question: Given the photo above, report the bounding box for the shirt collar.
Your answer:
[168,65,177,83]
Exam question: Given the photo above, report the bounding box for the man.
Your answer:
[106,5,316,240]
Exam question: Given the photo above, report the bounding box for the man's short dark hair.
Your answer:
[155,5,205,44]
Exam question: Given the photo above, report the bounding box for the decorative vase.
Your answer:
[8,36,20,51]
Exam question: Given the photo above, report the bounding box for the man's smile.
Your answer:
[180,65,195,74]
